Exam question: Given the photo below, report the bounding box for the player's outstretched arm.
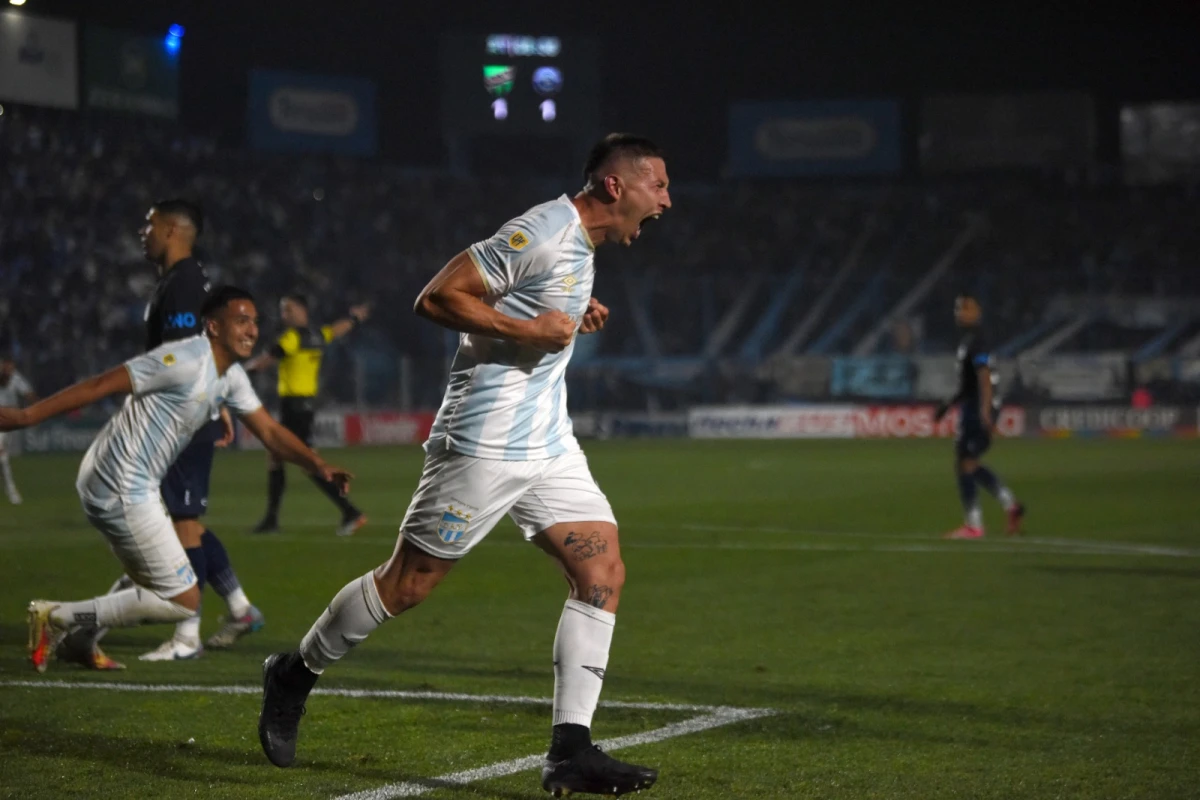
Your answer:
[0,366,132,432]
[325,304,371,341]
[415,251,575,352]
[243,352,279,372]
[239,407,353,493]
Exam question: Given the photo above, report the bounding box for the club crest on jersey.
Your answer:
[437,503,475,543]
[163,353,177,366]
[508,230,530,250]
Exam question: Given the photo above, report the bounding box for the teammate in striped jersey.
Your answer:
[258,134,671,797]
[0,288,352,673]
[0,357,36,504]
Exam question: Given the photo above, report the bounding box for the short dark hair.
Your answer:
[153,198,205,236]
[956,292,979,304]
[282,293,309,310]
[583,133,664,184]
[201,286,255,320]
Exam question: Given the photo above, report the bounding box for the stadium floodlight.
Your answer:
[165,24,184,54]
[9,0,28,7]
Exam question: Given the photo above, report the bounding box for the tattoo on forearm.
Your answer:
[564,531,608,561]
[586,584,614,609]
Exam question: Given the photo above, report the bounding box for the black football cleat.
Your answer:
[252,517,280,534]
[258,652,311,767]
[541,745,658,797]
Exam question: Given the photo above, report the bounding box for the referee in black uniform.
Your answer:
[248,294,369,536]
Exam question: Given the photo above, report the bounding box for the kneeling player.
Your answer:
[0,287,351,672]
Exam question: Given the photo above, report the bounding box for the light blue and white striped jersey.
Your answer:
[76,335,262,508]
[427,194,594,461]
[0,370,33,407]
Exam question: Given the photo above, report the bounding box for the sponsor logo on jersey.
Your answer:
[562,275,578,292]
[509,230,530,250]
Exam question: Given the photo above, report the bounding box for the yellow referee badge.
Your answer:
[163,353,176,366]
[508,230,530,250]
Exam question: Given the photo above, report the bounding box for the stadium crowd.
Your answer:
[2,106,1197,406]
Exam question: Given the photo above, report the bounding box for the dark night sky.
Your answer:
[24,0,1200,176]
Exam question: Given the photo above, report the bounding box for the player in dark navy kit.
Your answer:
[60,200,265,667]
[935,294,1025,539]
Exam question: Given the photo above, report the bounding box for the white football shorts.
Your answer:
[399,447,616,559]
[81,497,197,598]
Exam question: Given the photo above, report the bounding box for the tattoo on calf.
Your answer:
[586,584,614,609]
[564,530,608,561]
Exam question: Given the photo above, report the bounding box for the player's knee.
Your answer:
[168,584,202,613]
[572,554,626,594]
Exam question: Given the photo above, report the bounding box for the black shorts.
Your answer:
[956,417,992,460]
[280,397,316,446]
[161,432,216,519]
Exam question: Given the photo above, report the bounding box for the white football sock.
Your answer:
[175,602,202,643]
[299,571,391,674]
[50,587,194,629]
[0,451,15,491]
[966,506,984,530]
[82,574,135,645]
[998,487,1017,512]
[224,586,251,618]
[552,599,616,728]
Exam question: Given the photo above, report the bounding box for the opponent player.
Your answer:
[4,287,352,673]
[257,134,670,797]
[62,200,264,666]
[246,295,370,536]
[0,357,36,504]
[935,293,1025,538]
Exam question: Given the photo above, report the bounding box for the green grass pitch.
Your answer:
[0,438,1197,798]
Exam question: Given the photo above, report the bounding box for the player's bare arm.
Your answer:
[415,252,575,352]
[243,353,277,372]
[934,388,962,422]
[978,365,994,431]
[239,407,353,493]
[0,365,132,431]
[326,304,371,340]
[215,406,236,448]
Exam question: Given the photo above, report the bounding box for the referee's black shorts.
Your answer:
[280,396,316,446]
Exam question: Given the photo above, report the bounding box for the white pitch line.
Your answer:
[332,707,775,800]
[0,681,721,713]
[0,680,774,800]
[679,523,1200,557]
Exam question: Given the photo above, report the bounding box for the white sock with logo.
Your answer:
[50,587,194,629]
[552,600,616,727]
[299,571,391,673]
